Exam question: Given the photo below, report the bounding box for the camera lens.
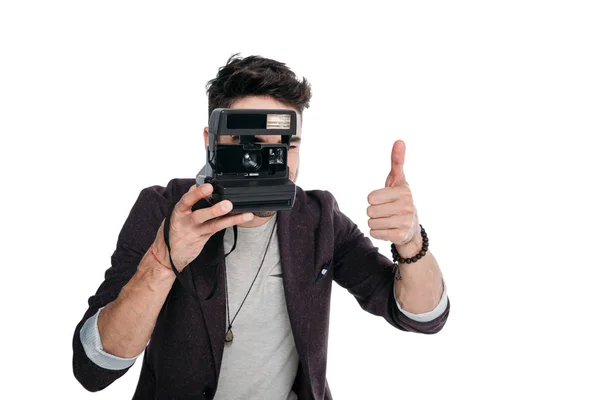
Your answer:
[269,148,284,165]
[242,151,261,172]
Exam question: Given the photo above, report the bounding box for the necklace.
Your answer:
[224,215,278,347]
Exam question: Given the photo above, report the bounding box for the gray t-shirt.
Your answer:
[215,215,298,399]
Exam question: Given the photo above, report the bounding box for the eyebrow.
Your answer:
[231,135,301,144]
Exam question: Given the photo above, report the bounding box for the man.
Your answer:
[72,54,449,400]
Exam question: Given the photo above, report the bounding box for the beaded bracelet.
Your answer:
[391,224,428,280]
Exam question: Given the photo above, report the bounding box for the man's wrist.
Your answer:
[394,231,423,259]
[138,243,176,285]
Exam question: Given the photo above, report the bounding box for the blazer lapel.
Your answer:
[277,203,315,378]
[188,230,227,383]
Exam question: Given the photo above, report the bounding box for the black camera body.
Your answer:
[196,108,297,213]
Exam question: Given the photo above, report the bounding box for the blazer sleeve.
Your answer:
[72,184,171,391]
[325,190,450,334]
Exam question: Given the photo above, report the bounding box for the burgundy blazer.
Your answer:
[72,178,449,399]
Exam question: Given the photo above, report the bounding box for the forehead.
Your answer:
[230,95,302,137]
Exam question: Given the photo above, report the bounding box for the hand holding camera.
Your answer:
[149,108,296,272]
[151,183,254,272]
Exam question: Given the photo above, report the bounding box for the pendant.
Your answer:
[225,329,234,347]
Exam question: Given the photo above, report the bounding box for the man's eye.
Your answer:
[289,145,298,149]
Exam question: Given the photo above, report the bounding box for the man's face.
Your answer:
[203,95,302,218]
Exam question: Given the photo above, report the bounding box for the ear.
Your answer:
[203,127,209,148]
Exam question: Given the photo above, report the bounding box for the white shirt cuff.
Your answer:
[394,278,448,323]
[79,307,142,370]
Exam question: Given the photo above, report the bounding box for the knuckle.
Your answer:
[395,230,407,242]
[174,200,186,213]
[212,204,223,217]
[186,210,197,223]
[367,193,376,204]
[393,186,405,195]
[399,188,411,197]
[191,211,203,226]
[205,219,219,233]
[183,192,195,204]
[171,209,182,221]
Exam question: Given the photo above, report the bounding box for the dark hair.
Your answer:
[206,53,312,118]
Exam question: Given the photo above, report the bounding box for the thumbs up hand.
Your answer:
[367,140,421,250]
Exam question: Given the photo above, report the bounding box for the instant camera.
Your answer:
[195,108,297,213]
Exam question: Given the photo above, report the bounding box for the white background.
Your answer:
[1,1,599,399]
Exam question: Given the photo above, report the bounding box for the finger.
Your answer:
[366,201,403,219]
[189,199,233,225]
[386,140,407,188]
[200,212,255,235]
[367,215,413,231]
[175,183,213,214]
[367,186,412,205]
[369,228,411,244]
